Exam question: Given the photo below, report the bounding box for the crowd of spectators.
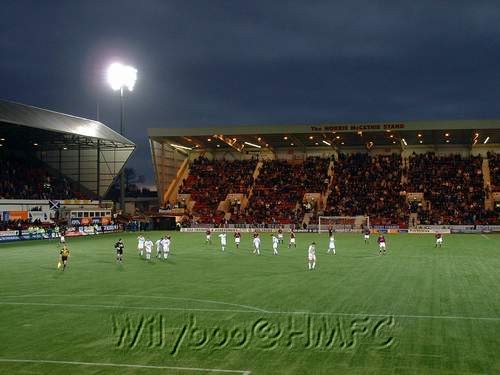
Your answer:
[175,152,499,226]
[488,152,500,191]
[236,157,330,225]
[324,153,408,226]
[0,152,86,200]
[178,157,257,224]
[404,152,490,225]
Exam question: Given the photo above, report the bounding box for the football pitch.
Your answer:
[0,232,499,374]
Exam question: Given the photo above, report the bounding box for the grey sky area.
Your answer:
[2,1,500,185]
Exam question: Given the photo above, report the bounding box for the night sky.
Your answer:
[2,1,500,186]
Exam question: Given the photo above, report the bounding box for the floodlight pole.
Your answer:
[119,87,125,213]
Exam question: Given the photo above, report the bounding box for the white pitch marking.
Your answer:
[1,301,499,322]
[0,294,269,313]
[481,234,490,240]
[0,358,251,374]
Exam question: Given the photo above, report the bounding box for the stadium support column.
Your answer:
[97,139,101,199]
[78,143,81,187]
[106,61,137,212]
[120,87,125,212]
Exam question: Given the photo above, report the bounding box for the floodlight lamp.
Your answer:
[107,62,138,91]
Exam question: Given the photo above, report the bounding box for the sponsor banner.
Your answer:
[373,225,400,230]
[181,227,283,233]
[0,231,48,242]
[408,228,451,234]
[450,229,481,234]
[476,225,500,232]
[416,225,474,231]
[29,211,51,223]
[66,224,122,237]
[180,227,365,234]
[69,217,112,226]
[0,230,19,237]
[8,211,29,220]
[70,218,81,226]
[80,217,92,226]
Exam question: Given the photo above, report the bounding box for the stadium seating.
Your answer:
[179,152,499,226]
[324,153,408,226]
[488,152,500,191]
[237,157,330,225]
[178,157,257,224]
[405,153,488,225]
[0,151,87,200]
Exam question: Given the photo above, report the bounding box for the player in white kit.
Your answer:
[144,238,153,260]
[205,229,212,244]
[327,235,336,255]
[234,231,241,248]
[435,233,443,248]
[272,234,279,255]
[155,237,163,258]
[308,242,317,270]
[277,228,284,244]
[137,234,145,257]
[161,236,171,260]
[219,232,227,252]
[253,233,261,255]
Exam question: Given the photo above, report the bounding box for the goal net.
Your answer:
[318,216,370,233]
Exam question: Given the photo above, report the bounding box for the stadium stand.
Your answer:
[405,153,488,225]
[149,120,500,227]
[488,152,500,191]
[0,150,87,200]
[234,157,330,225]
[172,151,500,227]
[178,157,257,224]
[324,153,408,226]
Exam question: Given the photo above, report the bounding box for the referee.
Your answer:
[115,239,124,263]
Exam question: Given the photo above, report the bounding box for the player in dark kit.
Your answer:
[328,225,333,238]
[115,239,124,263]
[363,227,370,244]
[205,229,212,244]
[377,234,387,255]
[288,229,297,248]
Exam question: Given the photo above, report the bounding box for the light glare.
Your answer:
[244,141,261,148]
[107,62,138,91]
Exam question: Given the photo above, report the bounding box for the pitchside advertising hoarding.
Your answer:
[0,225,122,242]
[69,216,112,226]
[65,224,121,237]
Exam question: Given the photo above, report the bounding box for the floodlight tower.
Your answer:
[107,62,137,213]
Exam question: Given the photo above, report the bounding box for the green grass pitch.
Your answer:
[0,232,499,374]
